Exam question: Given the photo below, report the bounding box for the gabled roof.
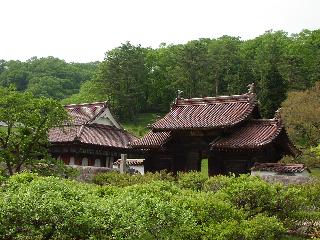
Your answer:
[49,101,137,149]
[131,131,171,149]
[65,102,107,125]
[151,93,257,131]
[49,124,137,149]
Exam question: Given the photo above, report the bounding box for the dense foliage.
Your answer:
[0,87,69,175]
[63,29,320,120]
[282,81,320,147]
[0,172,318,239]
[0,57,98,100]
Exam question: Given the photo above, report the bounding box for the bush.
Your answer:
[205,215,285,240]
[214,175,278,216]
[92,170,175,187]
[177,171,208,191]
[0,172,318,239]
[203,174,236,192]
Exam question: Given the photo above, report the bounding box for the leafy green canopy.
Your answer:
[0,87,69,175]
[0,57,98,100]
[66,29,320,120]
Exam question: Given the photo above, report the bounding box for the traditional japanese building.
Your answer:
[49,102,138,167]
[131,84,300,176]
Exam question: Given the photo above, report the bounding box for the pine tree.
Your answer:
[259,64,287,118]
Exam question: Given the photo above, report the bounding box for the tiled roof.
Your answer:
[64,102,107,125]
[131,131,171,149]
[210,119,283,150]
[151,93,256,131]
[49,124,137,149]
[251,163,308,173]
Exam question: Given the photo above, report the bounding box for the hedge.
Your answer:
[0,172,318,239]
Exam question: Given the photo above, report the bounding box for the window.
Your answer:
[69,157,75,165]
[94,159,101,167]
[82,157,88,166]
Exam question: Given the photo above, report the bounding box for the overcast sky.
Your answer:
[1,0,319,63]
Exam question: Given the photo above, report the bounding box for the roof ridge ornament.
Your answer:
[247,83,256,94]
[177,89,183,99]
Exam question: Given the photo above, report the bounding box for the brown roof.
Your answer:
[251,163,308,173]
[49,124,137,149]
[64,102,107,125]
[210,119,283,150]
[131,131,171,149]
[151,93,257,131]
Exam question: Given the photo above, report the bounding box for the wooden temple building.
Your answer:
[131,84,300,176]
[49,102,138,167]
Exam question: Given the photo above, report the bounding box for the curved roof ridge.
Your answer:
[152,93,257,131]
[174,92,256,107]
[64,101,107,108]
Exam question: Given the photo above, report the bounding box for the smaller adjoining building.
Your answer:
[113,158,145,174]
[49,102,138,167]
[251,163,310,177]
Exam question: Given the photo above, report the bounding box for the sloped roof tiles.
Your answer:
[151,93,256,131]
[49,102,137,149]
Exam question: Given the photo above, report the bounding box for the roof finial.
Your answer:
[177,89,183,99]
[274,108,282,119]
[247,83,256,94]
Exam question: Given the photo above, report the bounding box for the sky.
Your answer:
[0,0,319,63]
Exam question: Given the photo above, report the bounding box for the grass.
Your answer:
[201,159,208,177]
[310,168,320,177]
[122,113,161,137]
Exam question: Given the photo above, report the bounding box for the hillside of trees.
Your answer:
[0,57,98,100]
[2,29,319,120]
[64,29,320,120]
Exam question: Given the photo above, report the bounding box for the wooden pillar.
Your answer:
[120,154,127,173]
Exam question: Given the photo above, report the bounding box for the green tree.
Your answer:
[180,39,211,97]
[259,64,287,118]
[0,87,68,175]
[282,81,320,146]
[97,42,149,120]
[208,36,242,95]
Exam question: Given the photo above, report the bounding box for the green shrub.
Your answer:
[204,215,285,240]
[177,171,208,191]
[242,214,286,240]
[92,170,175,187]
[172,190,243,226]
[0,172,318,239]
[204,174,236,192]
[215,175,278,216]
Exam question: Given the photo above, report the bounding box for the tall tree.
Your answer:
[179,39,211,97]
[97,42,149,120]
[282,81,320,147]
[0,87,69,175]
[259,64,287,118]
[208,36,241,95]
